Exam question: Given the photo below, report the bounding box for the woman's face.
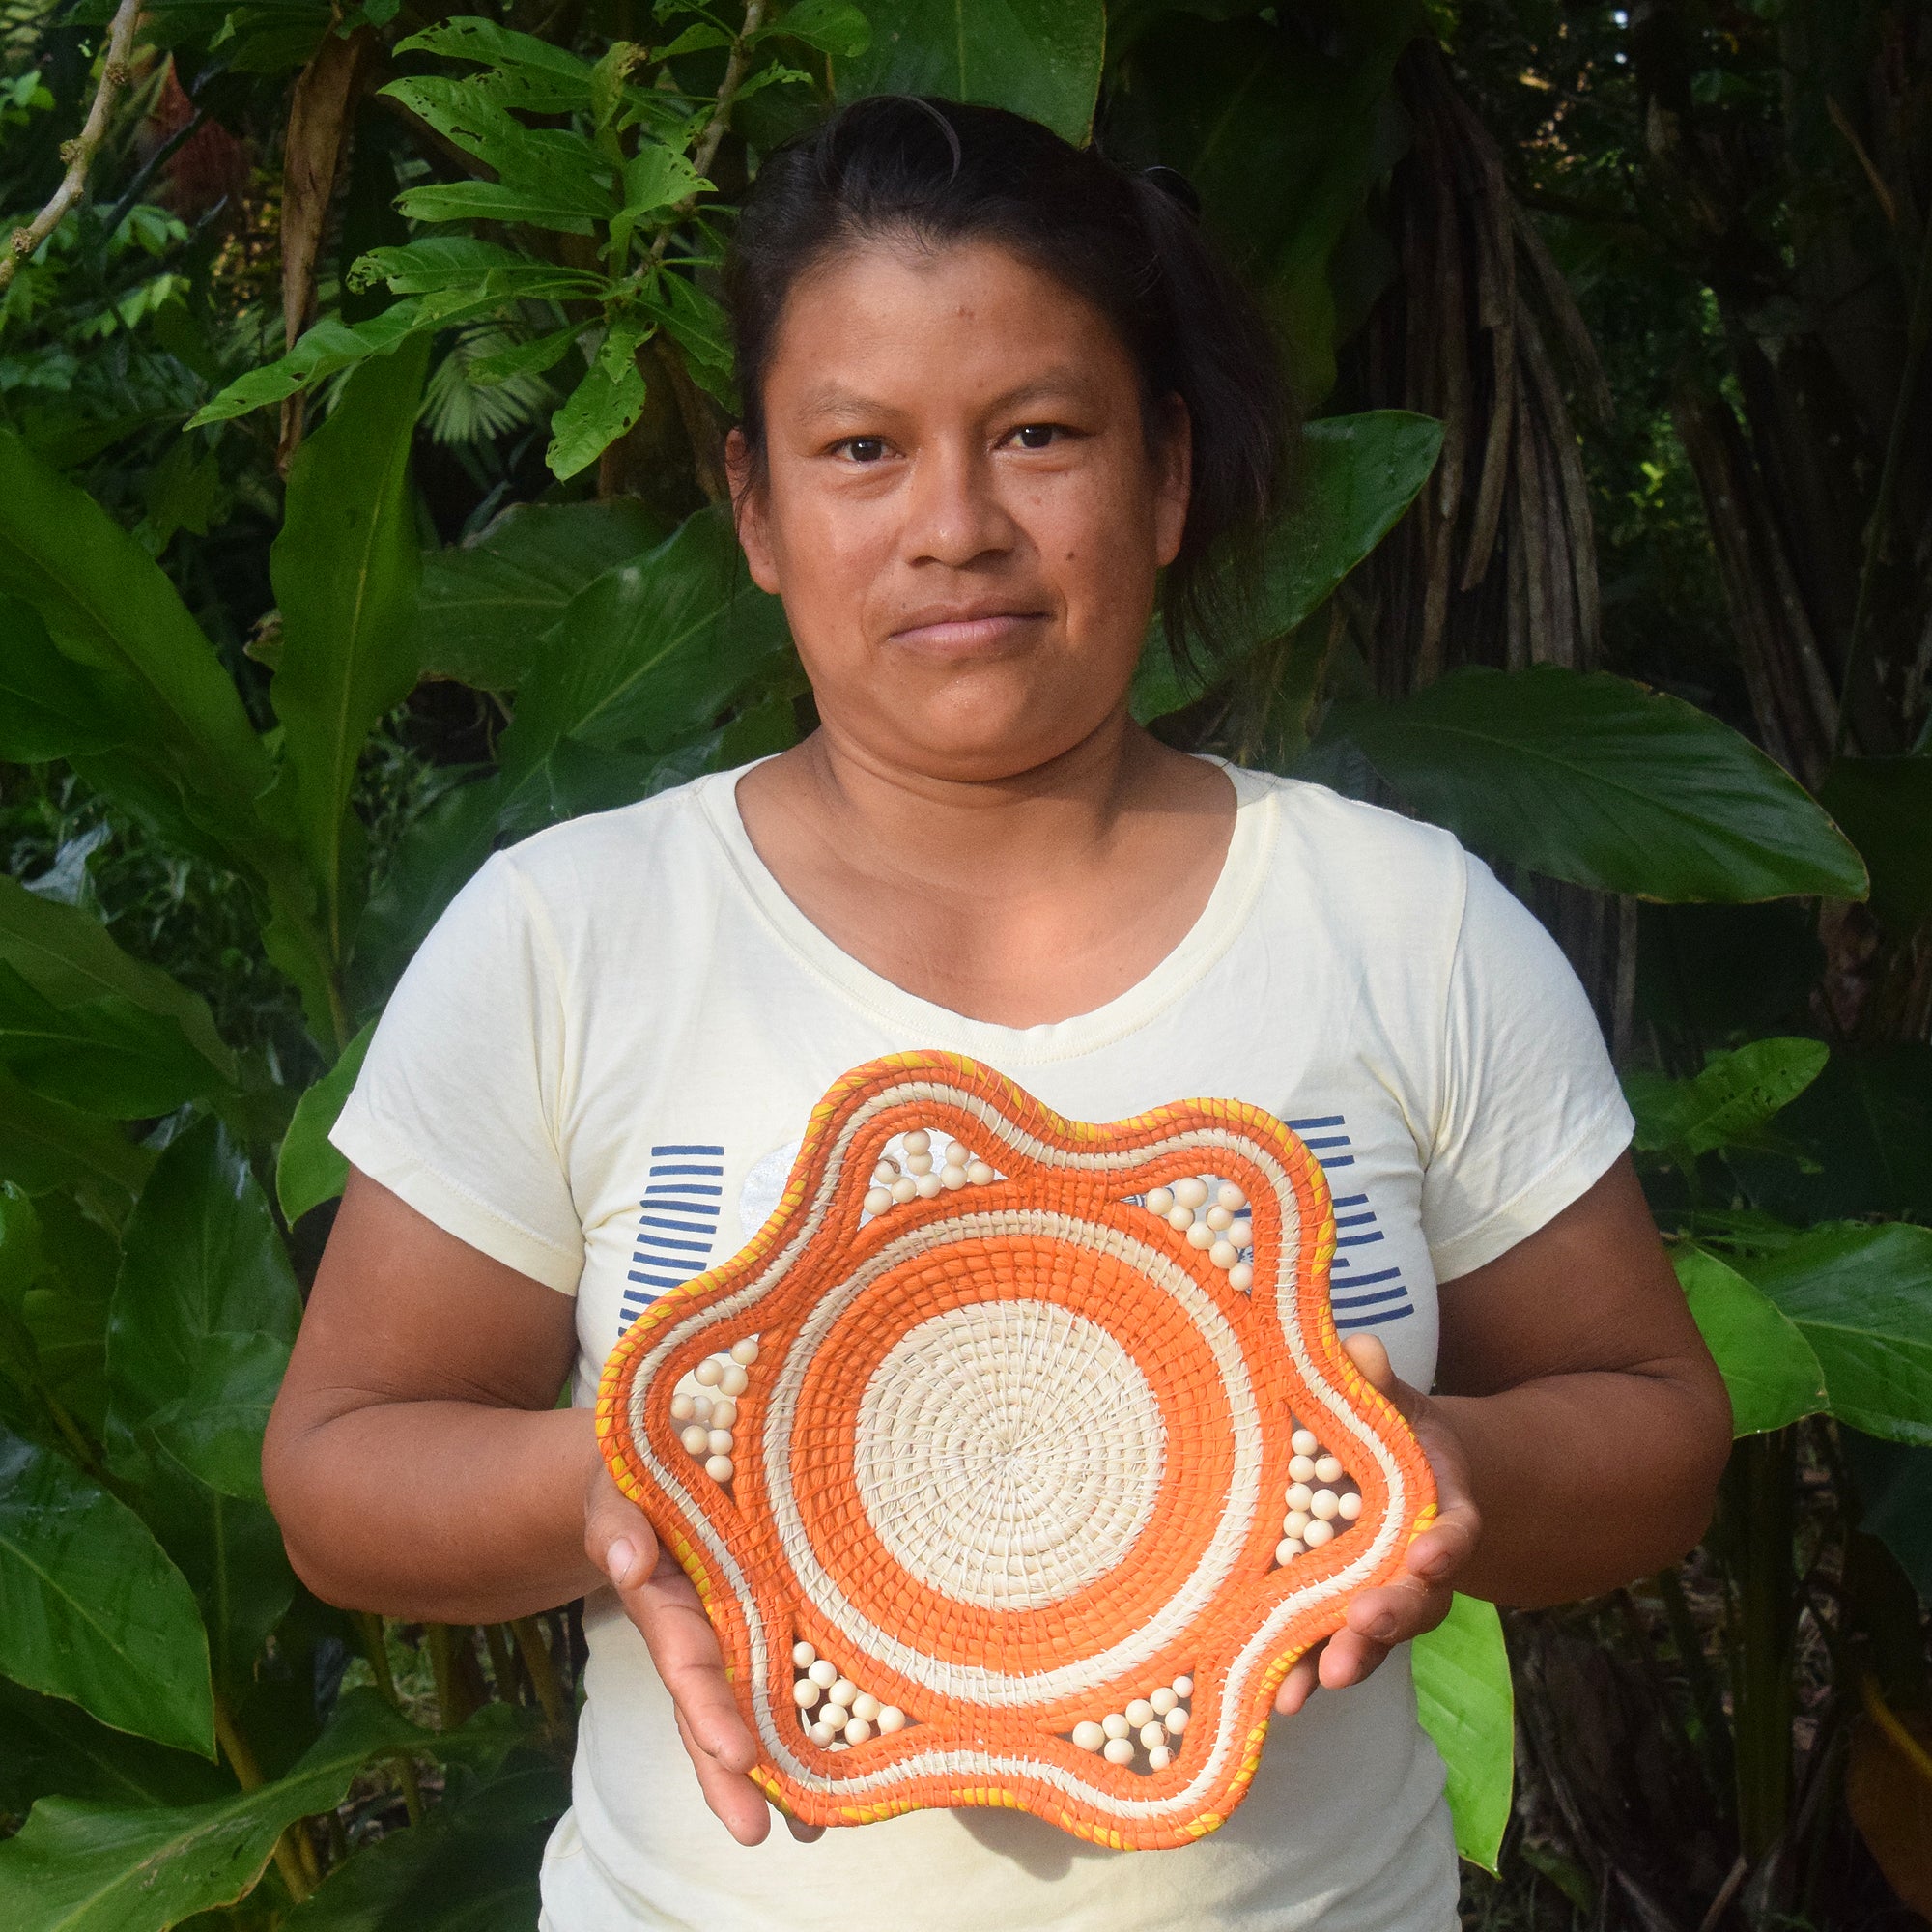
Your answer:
[730,237,1190,783]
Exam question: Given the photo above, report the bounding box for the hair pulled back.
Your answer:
[724,95,1291,664]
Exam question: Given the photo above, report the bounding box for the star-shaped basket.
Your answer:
[597,1052,1435,1849]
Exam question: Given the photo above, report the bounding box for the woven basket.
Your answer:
[597,1052,1435,1849]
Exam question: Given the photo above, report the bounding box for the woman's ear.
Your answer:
[724,428,782,595]
[1153,394,1192,570]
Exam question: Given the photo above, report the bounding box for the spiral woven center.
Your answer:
[854,1298,1166,1611]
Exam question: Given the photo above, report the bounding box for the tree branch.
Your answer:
[0,0,145,293]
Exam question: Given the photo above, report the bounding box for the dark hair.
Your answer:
[724,96,1291,666]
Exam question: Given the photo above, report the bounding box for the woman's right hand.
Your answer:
[583,1456,822,1845]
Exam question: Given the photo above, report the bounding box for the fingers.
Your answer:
[583,1456,661,1588]
[672,1702,774,1846]
[625,1551,758,1772]
[1341,1330,1398,1395]
[1273,1644,1322,1716]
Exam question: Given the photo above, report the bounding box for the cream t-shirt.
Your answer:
[332,760,1633,1932]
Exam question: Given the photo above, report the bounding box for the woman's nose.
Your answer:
[900,440,1017,569]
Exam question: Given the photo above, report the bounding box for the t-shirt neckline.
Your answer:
[694,757,1279,1065]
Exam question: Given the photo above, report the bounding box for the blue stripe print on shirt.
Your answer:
[621,1145,724,1339]
[1283,1120,1416,1330]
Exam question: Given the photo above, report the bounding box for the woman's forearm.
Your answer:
[1438,1359,1730,1606]
[266,1400,606,1623]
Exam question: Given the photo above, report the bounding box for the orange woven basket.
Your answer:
[597,1052,1435,1849]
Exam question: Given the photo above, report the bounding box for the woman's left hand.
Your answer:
[1273,1332,1481,1716]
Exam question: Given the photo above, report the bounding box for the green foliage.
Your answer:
[277,1025,374,1226]
[1411,1594,1514,1873]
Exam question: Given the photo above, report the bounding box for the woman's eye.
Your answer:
[1011,424,1059,450]
[838,437,888,463]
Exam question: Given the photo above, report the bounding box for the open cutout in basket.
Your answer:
[597,1051,1435,1849]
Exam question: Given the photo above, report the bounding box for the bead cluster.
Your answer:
[862,1130,1000,1219]
[1070,1675,1193,1772]
[670,1336,759,1483]
[1273,1423,1362,1566]
[791,1639,908,1749]
[1142,1178,1255,1291]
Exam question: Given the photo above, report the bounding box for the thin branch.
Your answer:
[643,0,769,273]
[0,0,145,293]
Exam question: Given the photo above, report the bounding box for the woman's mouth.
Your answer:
[887,610,1049,655]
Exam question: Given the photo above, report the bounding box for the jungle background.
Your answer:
[0,0,1929,1926]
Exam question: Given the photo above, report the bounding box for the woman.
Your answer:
[264,98,1731,1932]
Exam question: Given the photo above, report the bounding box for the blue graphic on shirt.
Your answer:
[619,1146,724,1339]
[1284,1114,1416,1329]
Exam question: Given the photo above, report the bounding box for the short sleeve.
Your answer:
[330,853,584,1293]
[1418,854,1634,1283]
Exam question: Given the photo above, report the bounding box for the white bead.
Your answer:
[1145,1186,1174,1216]
[1288,1427,1317,1458]
[1229,1219,1253,1249]
[905,1151,933,1176]
[730,1337,758,1365]
[1275,1537,1306,1564]
[890,1177,918,1204]
[1164,1706,1188,1736]
[809,1719,838,1746]
[1166,1204,1193,1230]
[689,1393,713,1424]
[1071,1719,1107,1752]
[792,1640,816,1668]
[828,1678,858,1709]
[707,1428,734,1456]
[877,1706,906,1733]
[695,1359,723,1387]
[670,1393,696,1423]
[852,1692,880,1722]
[1289,1455,1317,1484]
[1338,1491,1363,1520]
[871,1159,899,1185]
[1303,1518,1334,1548]
[966,1162,995,1186]
[1282,1510,1310,1538]
[909,1171,939,1198]
[720,1364,749,1398]
[1150,1686,1178,1716]
[1140,1721,1167,1749]
[902,1131,930,1155]
[704,1454,733,1482]
[1175,1178,1209,1209]
[1102,1737,1136,1766]
[1172,1675,1193,1698]
[680,1424,710,1456]
[1101,1712,1130,1740]
[843,1716,872,1745]
[864,1187,893,1214]
[1186,1221,1214,1251]
[1217,1182,1247,1211]
[945,1143,971,1168]
[1209,1239,1238,1268]
[1148,1745,1173,1771]
[794,1679,820,1709]
[940,1164,968,1190]
[1228,1263,1254,1292]
[709,1397,737,1429]
[1124,1698,1153,1727]
[1310,1489,1340,1520]
[1314,1455,1344,1485]
[1286,1483,1313,1512]
[808,1659,838,1688]
[1207,1205,1234,1232]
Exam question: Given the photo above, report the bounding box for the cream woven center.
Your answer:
[853,1298,1166,1611]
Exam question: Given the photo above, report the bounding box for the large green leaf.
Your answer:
[497,506,792,784]
[0,965,227,1120]
[0,432,273,856]
[1673,1245,1828,1437]
[1411,1592,1513,1873]
[0,1065,152,1202]
[0,598,122,762]
[1819,754,1932,936]
[0,1690,423,1932]
[1625,1037,1829,1164]
[1747,1225,1932,1445]
[0,1675,228,1817]
[417,499,666,691]
[394,16,598,111]
[544,321,650,481]
[108,1119,301,1502]
[1133,411,1443,723]
[0,877,233,1079]
[834,0,1106,145]
[0,1427,214,1758]
[1328,666,1871,903]
[270,340,432,966]
[277,1023,375,1225]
